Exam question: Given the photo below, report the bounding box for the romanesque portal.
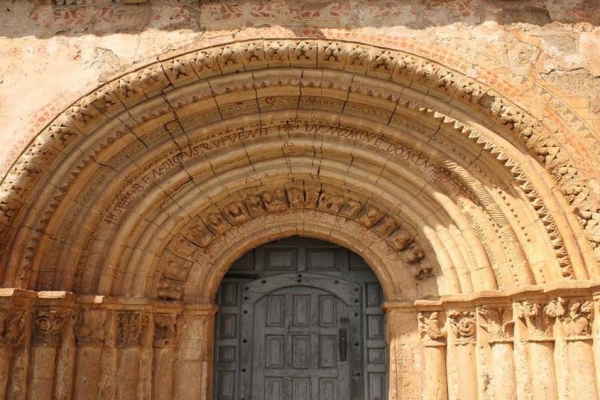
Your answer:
[1,38,600,399]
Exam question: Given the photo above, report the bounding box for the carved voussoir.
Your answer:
[161,53,201,87]
[290,40,317,67]
[160,180,432,292]
[157,278,185,301]
[182,218,215,248]
[161,252,192,282]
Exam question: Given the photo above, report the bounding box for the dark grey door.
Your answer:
[214,237,387,400]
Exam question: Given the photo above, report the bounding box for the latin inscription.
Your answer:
[104,123,433,224]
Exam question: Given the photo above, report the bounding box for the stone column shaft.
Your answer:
[0,347,13,400]
[73,346,103,400]
[153,347,175,400]
[448,343,477,400]
[490,343,516,400]
[174,305,218,400]
[117,347,141,400]
[529,341,558,400]
[53,316,76,400]
[152,312,178,400]
[567,340,597,400]
[98,343,117,400]
[28,345,57,400]
[423,346,448,400]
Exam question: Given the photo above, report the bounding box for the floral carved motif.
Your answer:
[153,314,178,348]
[540,297,594,340]
[477,306,514,343]
[33,309,70,346]
[560,299,594,339]
[515,300,557,341]
[117,312,149,347]
[0,309,26,347]
[418,312,447,346]
[448,310,476,344]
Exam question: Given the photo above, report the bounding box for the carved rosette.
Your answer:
[153,314,178,348]
[33,309,70,346]
[447,310,476,344]
[477,306,514,343]
[0,308,26,347]
[515,300,558,341]
[75,310,107,346]
[116,312,149,348]
[418,311,447,347]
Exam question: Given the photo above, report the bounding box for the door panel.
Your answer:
[247,283,358,400]
[214,237,387,400]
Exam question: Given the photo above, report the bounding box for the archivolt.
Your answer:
[0,39,597,301]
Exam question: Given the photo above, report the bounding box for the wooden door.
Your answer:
[214,237,387,400]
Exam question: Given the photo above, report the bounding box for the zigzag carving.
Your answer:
[0,39,593,285]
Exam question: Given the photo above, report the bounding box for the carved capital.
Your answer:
[477,306,514,343]
[0,308,27,347]
[418,311,447,347]
[448,310,476,344]
[515,300,558,341]
[556,298,593,340]
[75,310,107,346]
[117,312,149,347]
[153,314,178,348]
[33,309,70,346]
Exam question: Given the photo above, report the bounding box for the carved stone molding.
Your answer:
[0,308,26,347]
[448,310,476,344]
[477,306,514,343]
[75,310,107,346]
[153,314,177,348]
[33,308,70,346]
[116,312,149,347]
[0,39,595,296]
[418,311,447,347]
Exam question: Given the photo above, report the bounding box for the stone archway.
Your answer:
[0,39,599,400]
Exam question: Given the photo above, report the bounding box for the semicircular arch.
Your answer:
[0,39,597,301]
